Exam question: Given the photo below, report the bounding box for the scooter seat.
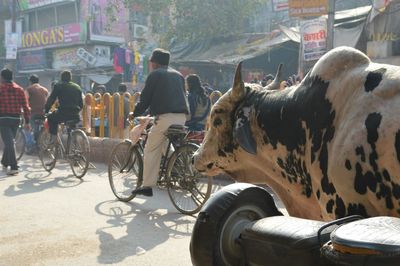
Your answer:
[322,216,400,266]
[330,216,400,254]
[240,216,334,266]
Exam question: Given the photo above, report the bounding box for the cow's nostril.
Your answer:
[207,163,214,169]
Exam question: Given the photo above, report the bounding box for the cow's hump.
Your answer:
[311,46,370,81]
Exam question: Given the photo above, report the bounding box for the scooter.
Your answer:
[190,183,400,266]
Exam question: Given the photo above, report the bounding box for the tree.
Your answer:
[108,0,268,46]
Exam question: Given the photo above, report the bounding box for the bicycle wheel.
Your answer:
[69,129,90,179]
[38,130,57,172]
[15,128,26,161]
[166,143,212,215]
[108,141,143,202]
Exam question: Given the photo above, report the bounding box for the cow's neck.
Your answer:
[239,76,333,220]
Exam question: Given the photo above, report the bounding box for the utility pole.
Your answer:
[326,0,336,51]
[11,0,17,32]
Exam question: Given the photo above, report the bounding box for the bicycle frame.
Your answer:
[55,125,75,159]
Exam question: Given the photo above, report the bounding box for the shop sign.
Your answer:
[272,0,289,12]
[289,0,328,17]
[17,50,48,70]
[19,0,67,10]
[21,23,85,49]
[301,17,327,61]
[52,45,112,70]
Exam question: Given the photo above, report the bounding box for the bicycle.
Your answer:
[38,118,90,179]
[15,117,46,159]
[108,116,212,215]
[14,120,26,161]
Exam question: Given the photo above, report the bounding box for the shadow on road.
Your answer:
[95,197,195,264]
[2,158,84,197]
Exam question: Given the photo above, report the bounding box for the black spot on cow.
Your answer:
[276,153,313,197]
[383,169,391,182]
[355,146,366,162]
[365,171,377,192]
[395,130,400,163]
[213,117,222,127]
[335,195,346,218]
[217,149,227,157]
[345,160,352,170]
[326,199,334,213]
[354,162,367,194]
[392,182,400,199]
[364,68,386,92]
[365,113,381,148]
[347,203,369,217]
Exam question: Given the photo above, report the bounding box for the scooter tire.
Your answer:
[190,183,283,266]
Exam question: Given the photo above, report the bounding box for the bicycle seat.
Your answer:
[166,124,188,135]
[65,120,80,128]
[321,216,400,265]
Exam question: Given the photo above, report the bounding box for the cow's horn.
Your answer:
[231,61,245,101]
[264,63,283,90]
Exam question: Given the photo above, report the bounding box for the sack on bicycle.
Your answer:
[129,116,153,144]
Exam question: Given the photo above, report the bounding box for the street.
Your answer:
[0,155,229,266]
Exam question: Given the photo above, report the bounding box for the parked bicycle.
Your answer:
[108,116,212,215]
[38,118,90,179]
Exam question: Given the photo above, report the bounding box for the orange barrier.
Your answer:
[83,91,222,139]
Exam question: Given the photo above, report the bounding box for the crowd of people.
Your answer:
[0,48,213,183]
[0,68,84,176]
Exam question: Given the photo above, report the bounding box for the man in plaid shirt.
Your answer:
[0,68,31,175]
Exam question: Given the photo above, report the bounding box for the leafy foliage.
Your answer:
[119,0,268,45]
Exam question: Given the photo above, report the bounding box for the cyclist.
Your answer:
[25,74,49,153]
[130,48,189,197]
[0,68,31,175]
[44,70,83,145]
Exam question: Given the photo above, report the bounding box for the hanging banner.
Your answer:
[301,17,327,61]
[289,0,328,17]
[80,0,128,43]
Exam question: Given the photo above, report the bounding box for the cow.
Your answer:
[193,46,400,221]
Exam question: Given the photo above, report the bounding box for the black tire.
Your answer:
[108,141,143,202]
[38,140,57,172]
[190,183,283,266]
[166,143,212,215]
[15,128,26,161]
[69,129,90,179]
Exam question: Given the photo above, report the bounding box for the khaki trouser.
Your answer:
[143,113,187,187]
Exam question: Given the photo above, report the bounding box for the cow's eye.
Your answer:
[213,117,223,127]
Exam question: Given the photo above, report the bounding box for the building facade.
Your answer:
[15,0,130,92]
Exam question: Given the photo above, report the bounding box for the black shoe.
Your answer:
[131,186,153,197]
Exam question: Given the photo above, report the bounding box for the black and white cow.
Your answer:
[194,46,400,221]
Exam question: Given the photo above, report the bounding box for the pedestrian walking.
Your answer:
[0,68,31,175]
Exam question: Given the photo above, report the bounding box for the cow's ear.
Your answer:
[264,63,283,90]
[233,107,257,155]
[231,62,246,102]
